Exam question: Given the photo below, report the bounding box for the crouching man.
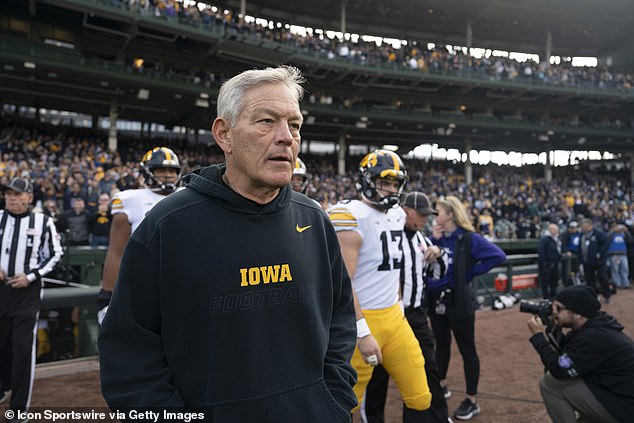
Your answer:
[527,285,634,423]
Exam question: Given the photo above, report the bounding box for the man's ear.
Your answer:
[212,117,231,154]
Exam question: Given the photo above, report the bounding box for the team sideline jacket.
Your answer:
[99,164,357,422]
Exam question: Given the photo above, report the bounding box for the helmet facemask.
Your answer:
[140,147,182,193]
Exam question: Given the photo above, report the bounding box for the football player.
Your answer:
[291,157,309,194]
[327,150,432,421]
[97,147,181,324]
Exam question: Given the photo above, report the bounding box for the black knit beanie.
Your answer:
[554,285,601,318]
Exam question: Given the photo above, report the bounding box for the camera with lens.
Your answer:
[519,299,552,325]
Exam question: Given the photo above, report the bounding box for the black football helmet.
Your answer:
[291,157,309,194]
[356,149,407,209]
[140,147,181,193]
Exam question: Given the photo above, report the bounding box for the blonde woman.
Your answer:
[428,196,506,421]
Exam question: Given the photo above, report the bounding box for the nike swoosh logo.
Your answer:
[296,225,312,233]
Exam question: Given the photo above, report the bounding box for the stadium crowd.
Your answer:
[300,156,634,240]
[103,0,634,96]
[1,117,633,245]
[78,0,634,134]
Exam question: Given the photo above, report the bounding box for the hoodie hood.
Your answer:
[183,163,291,216]
[585,311,625,332]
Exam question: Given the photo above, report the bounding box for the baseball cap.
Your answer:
[3,177,33,194]
[569,221,579,228]
[554,285,601,319]
[403,192,437,216]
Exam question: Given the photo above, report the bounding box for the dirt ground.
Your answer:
[5,288,633,423]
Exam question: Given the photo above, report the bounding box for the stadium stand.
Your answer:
[0,117,631,241]
[2,0,634,153]
[1,0,633,367]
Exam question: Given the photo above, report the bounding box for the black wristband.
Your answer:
[97,289,112,309]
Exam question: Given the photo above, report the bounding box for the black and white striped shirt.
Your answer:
[0,210,63,282]
[401,228,448,309]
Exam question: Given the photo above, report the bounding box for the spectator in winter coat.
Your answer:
[538,223,562,299]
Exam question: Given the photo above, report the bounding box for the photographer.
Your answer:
[527,285,634,423]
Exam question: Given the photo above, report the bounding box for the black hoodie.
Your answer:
[530,312,634,422]
[99,164,358,422]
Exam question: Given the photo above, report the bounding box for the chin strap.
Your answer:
[158,182,177,193]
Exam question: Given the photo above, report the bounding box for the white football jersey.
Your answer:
[328,200,405,310]
[111,188,171,233]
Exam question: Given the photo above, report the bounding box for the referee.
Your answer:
[0,177,63,420]
[364,192,451,423]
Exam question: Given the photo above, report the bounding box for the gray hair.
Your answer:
[216,65,305,126]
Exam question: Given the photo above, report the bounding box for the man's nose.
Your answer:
[274,121,294,144]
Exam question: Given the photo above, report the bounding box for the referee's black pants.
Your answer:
[364,307,448,423]
[0,308,38,412]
